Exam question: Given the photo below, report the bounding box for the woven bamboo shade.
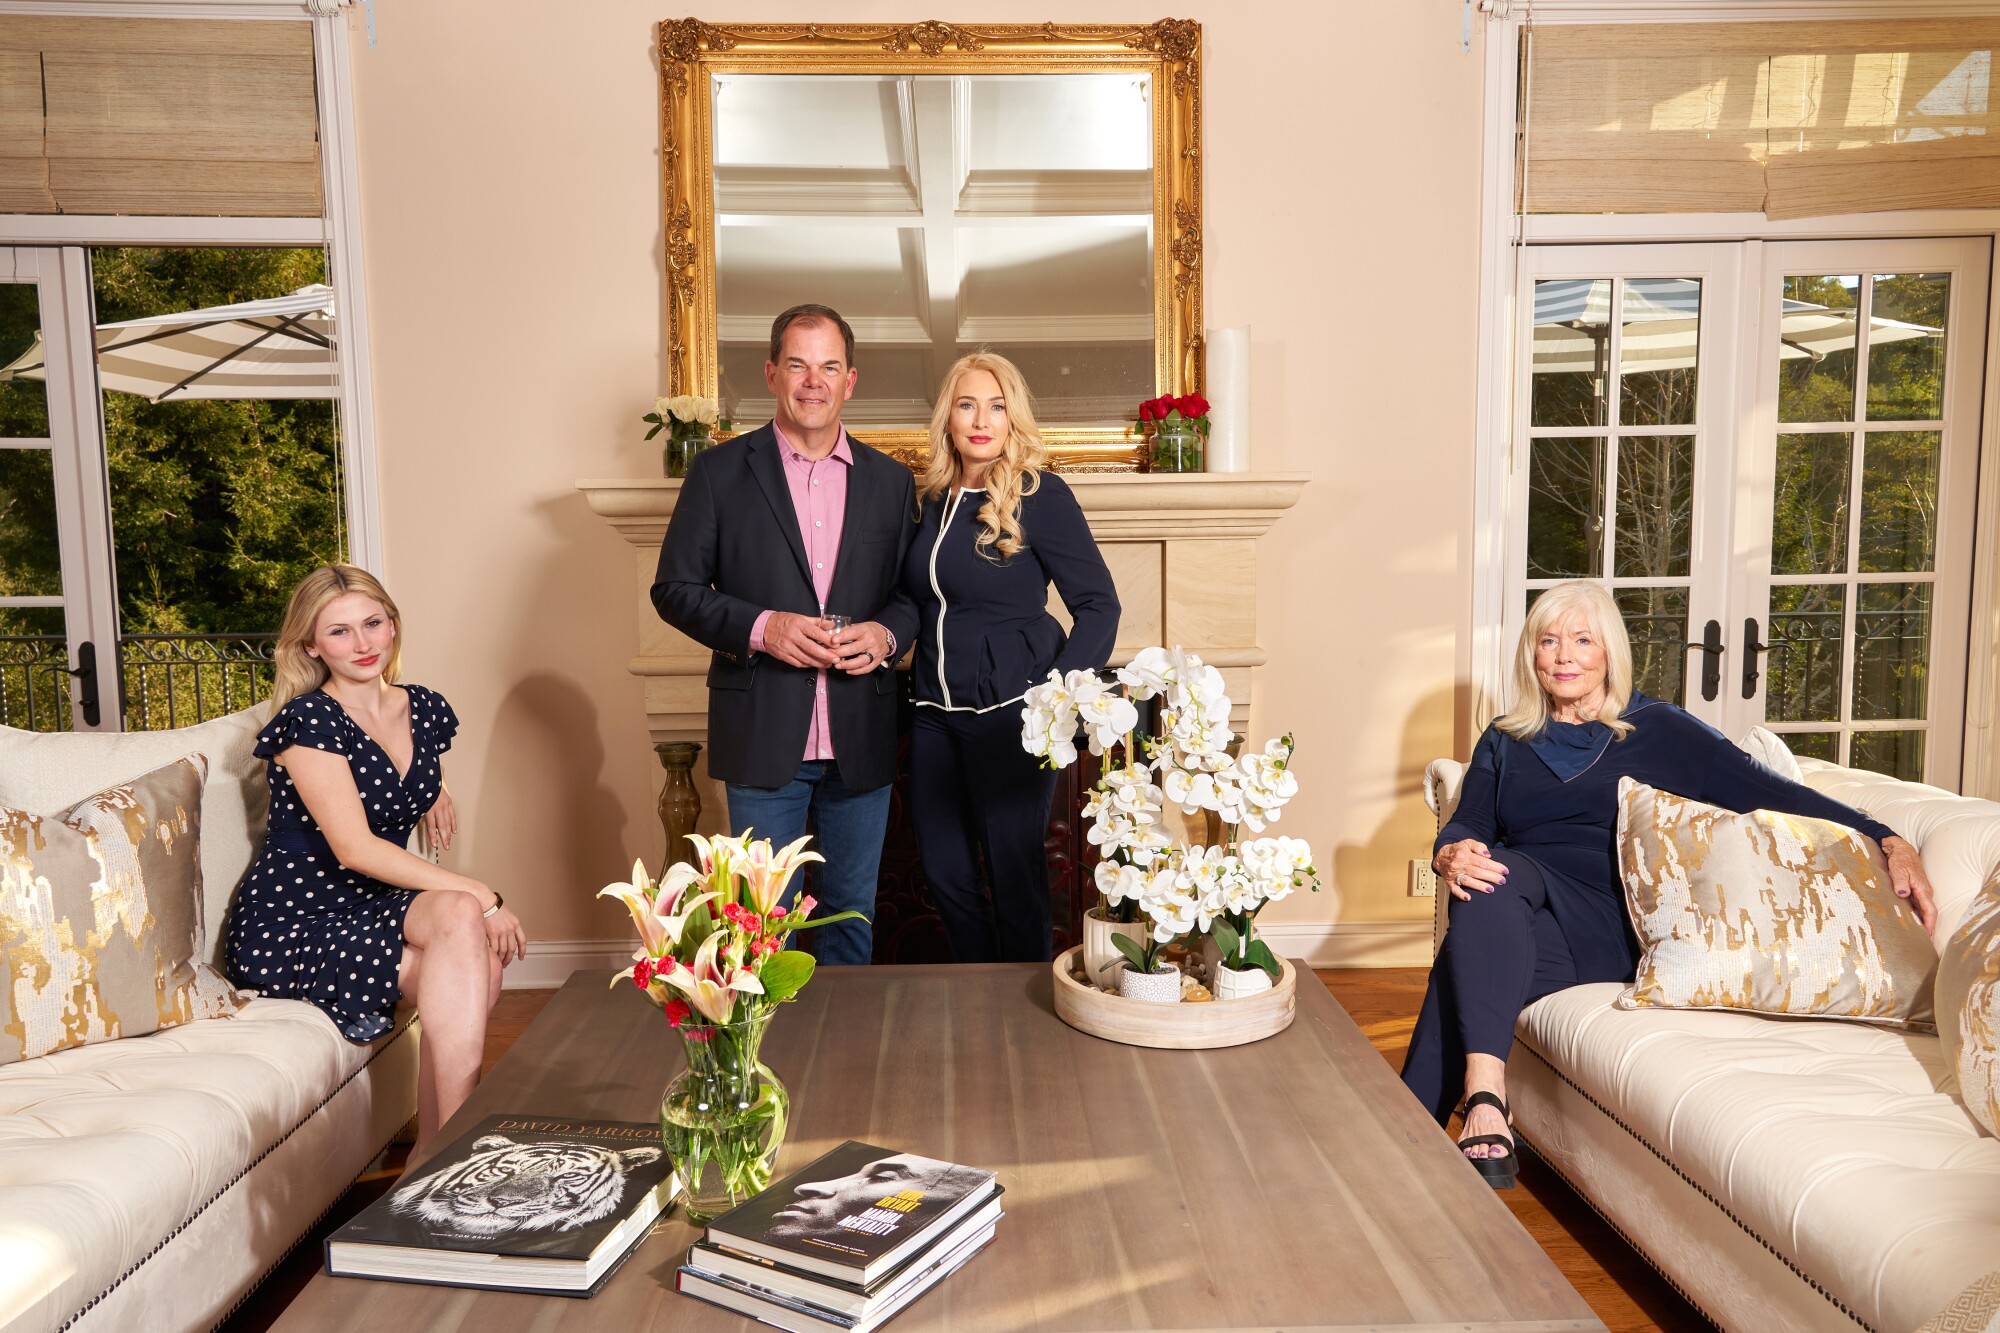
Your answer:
[0,16,321,217]
[1526,20,2000,219]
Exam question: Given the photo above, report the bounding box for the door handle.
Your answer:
[1683,619,1723,702]
[66,641,101,727]
[1742,618,1772,700]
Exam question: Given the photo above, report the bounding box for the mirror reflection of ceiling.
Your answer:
[713,73,1155,429]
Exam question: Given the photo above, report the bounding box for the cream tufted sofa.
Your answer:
[0,706,419,1333]
[1424,748,2000,1333]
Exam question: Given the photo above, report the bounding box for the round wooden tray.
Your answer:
[1050,945,1296,1049]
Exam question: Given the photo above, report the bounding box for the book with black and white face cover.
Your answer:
[326,1115,679,1295]
[704,1140,1000,1286]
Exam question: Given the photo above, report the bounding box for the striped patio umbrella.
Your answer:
[0,283,336,401]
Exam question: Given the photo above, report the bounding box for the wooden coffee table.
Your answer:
[271,964,1607,1332]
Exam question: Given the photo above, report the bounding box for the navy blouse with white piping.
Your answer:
[902,472,1120,712]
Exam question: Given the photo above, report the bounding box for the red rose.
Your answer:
[1137,399,1159,423]
[1177,393,1209,418]
[664,998,691,1027]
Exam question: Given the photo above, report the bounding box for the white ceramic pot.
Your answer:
[1082,910,1148,987]
[1117,962,1182,1004]
[1212,962,1274,1001]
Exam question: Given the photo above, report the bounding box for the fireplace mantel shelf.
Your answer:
[577,470,1309,739]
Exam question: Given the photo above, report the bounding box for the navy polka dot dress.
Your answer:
[226,684,459,1042]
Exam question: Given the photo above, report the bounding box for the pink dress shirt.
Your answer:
[748,426,852,763]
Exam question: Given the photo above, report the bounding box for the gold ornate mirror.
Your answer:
[658,19,1203,467]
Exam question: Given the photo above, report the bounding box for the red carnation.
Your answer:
[664,998,692,1027]
[1176,393,1210,418]
[632,958,655,989]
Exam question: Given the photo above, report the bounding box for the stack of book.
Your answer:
[325,1115,680,1296]
[677,1139,1003,1331]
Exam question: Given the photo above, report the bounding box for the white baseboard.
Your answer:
[1259,920,1435,969]
[505,939,637,990]
[509,922,1435,990]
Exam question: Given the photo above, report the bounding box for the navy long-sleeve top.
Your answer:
[1437,694,1900,980]
[903,473,1121,712]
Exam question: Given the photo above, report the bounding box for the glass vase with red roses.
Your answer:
[1133,393,1210,473]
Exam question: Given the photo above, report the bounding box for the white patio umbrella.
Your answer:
[1532,277,1940,374]
[0,283,337,401]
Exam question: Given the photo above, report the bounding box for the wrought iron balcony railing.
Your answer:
[1,633,278,732]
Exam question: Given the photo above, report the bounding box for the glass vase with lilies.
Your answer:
[599,831,865,1220]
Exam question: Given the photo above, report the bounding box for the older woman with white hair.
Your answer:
[1401,579,1938,1189]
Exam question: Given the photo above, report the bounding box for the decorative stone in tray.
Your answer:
[1050,944,1296,1049]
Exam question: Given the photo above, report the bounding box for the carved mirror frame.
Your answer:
[658,17,1203,468]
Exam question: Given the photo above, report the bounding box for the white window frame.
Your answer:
[1471,0,2000,799]
[0,0,383,574]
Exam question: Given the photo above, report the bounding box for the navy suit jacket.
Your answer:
[650,423,919,791]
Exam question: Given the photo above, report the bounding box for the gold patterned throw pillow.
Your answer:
[1615,777,1937,1029]
[0,755,247,1065]
[1937,868,2000,1137]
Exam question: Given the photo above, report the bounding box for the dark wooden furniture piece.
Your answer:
[269,967,1608,1332]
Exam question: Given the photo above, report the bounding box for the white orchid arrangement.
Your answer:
[644,394,729,442]
[1022,645,1319,981]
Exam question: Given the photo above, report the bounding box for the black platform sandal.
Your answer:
[1457,1089,1519,1190]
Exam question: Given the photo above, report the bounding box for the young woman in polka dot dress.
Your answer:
[226,564,526,1153]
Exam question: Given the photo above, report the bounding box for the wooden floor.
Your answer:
[223,971,1709,1333]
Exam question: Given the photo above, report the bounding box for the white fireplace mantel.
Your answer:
[578,471,1308,738]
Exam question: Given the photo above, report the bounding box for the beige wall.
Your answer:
[347,0,1482,957]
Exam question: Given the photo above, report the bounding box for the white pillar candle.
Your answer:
[1205,326,1250,472]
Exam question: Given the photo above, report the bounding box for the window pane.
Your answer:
[1766,584,1844,723]
[1852,581,1930,721]
[1528,436,1604,578]
[1620,278,1699,426]
[1532,279,1612,429]
[1771,433,1851,576]
[0,447,62,596]
[0,281,49,437]
[1614,435,1693,578]
[0,605,70,731]
[1866,273,1948,422]
[1778,275,1859,424]
[1615,586,1687,706]
[1857,431,1940,573]
[1778,730,1838,763]
[1850,730,1924,782]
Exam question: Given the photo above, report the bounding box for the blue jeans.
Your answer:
[725,760,891,966]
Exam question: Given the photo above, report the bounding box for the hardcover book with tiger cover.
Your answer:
[325,1115,679,1296]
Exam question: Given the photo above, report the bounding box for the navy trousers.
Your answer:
[1399,850,1580,1124]
[909,705,1059,963]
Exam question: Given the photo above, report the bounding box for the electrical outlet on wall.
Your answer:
[1408,858,1438,898]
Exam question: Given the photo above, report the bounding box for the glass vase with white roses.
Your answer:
[598,833,864,1220]
[1021,645,1319,998]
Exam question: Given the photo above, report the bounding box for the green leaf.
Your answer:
[795,909,869,930]
[1109,932,1148,972]
[759,950,816,1002]
[1209,918,1240,958]
[1245,938,1282,980]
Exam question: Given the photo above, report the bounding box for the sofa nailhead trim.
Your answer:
[53,1013,417,1333]
[1517,1035,1874,1333]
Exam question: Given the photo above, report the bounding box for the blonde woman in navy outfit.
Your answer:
[904,353,1120,962]
[226,565,525,1153]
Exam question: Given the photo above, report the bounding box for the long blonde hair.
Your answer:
[1494,580,1636,741]
[269,564,404,710]
[919,352,1048,559]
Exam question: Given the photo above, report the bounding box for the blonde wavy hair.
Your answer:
[1494,580,1636,741]
[919,352,1047,560]
[269,563,404,710]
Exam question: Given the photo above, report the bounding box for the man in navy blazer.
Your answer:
[651,305,918,965]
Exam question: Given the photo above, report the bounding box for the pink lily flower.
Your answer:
[659,931,767,1024]
[596,858,716,957]
[740,835,825,916]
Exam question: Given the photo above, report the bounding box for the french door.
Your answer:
[1509,238,1988,787]
[0,247,116,731]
